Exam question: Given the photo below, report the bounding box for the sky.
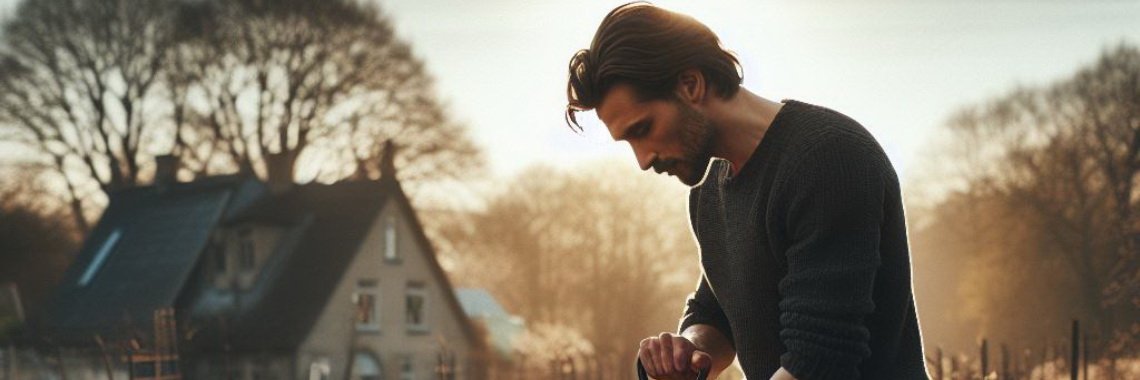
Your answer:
[373,0,1140,185]
[1,0,1138,187]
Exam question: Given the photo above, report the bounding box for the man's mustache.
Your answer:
[652,159,678,174]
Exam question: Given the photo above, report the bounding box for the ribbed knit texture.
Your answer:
[678,100,929,380]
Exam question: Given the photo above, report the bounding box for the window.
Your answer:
[351,352,384,380]
[308,357,330,380]
[212,241,227,273]
[405,283,428,332]
[400,355,415,380]
[384,215,398,261]
[239,228,255,270]
[354,280,380,332]
[78,229,123,286]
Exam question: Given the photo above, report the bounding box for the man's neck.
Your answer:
[705,88,784,176]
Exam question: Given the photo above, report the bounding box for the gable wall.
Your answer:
[296,197,477,380]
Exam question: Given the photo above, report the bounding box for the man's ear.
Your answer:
[675,68,706,105]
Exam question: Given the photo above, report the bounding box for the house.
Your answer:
[36,151,486,379]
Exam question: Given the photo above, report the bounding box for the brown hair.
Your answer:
[565,2,742,132]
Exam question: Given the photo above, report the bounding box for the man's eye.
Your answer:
[633,123,650,137]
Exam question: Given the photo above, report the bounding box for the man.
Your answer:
[564,3,928,380]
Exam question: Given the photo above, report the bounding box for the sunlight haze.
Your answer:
[376,0,1140,186]
[1,0,1136,186]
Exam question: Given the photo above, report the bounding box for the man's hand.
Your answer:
[639,332,712,380]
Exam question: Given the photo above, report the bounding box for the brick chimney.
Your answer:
[154,154,179,185]
[263,152,295,193]
[380,140,397,180]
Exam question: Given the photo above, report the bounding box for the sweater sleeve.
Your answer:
[774,133,884,380]
[678,274,735,349]
[678,180,735,346]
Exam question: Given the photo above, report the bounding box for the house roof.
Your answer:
[37,176,266,345]
[456,288,509,319]
[184,177,482,352]
[456,288,523,358]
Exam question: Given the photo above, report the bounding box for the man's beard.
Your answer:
[671,102,715,186]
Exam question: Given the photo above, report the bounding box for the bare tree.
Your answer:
[168,0,483,186]
[1,0,485,232]
[437,162,698,379]
[0,0,179,232]
[925,43,1140,353]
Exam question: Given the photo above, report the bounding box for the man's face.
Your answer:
[596,84,715,186]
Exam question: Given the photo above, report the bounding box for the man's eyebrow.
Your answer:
[618,119,650,141]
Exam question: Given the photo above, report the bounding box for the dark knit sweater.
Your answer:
[679,100,928,380]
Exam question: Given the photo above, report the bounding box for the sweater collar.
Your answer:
[725,99,798,186]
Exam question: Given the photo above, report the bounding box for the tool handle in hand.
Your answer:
[637,357,708,380]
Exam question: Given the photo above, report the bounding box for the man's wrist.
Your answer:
[680,324,736,377]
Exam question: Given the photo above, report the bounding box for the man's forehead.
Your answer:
[596,84,644,141]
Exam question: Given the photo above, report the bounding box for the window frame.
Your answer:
[405,283,429,333]
[384,215,400,263]
[354,280,381,333]
[212,239,227,274]
[238,227,256,271]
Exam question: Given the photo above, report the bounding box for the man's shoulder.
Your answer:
[780,100,878,150]
[777,100,890,172]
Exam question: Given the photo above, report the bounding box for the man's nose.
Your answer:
[633,145,655,171]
